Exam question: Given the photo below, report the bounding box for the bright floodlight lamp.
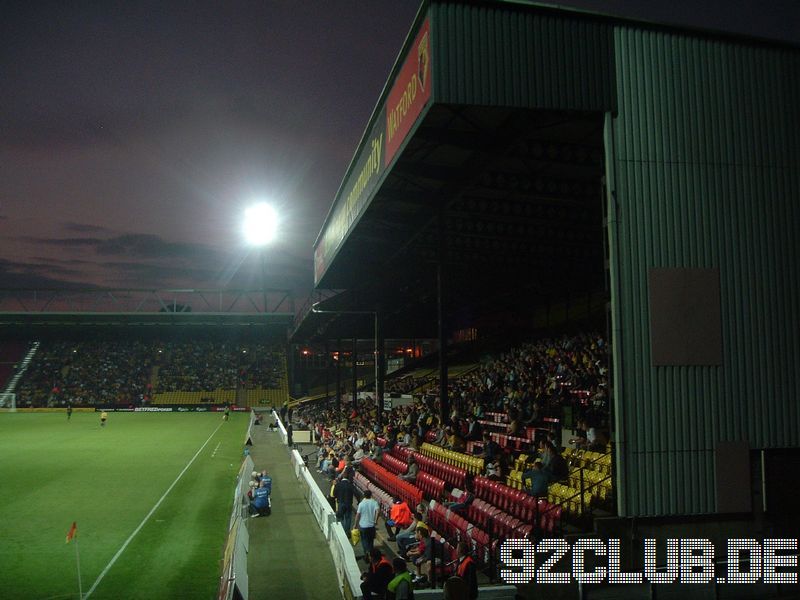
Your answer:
[243,202,278,246]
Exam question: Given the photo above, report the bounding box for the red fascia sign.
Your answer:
[385,18,431,166]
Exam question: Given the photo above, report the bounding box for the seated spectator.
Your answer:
[542,441,568,481]
[360,548,393,600]
[397,428,412,447]
[433,426,446,446]
[319,450,336,476]
[249,474,272,517]
[316,444,329,472]
[406,527,432,585]
[569,418,589,448]
[385,496,414,541]
[396,512,425,558]
[386,557,414,600]
[399,455,419,483]
[484,459,503,482]
[522,458,549,498]
[480,431,500,463]
[334,454,349,478]
[506,408,521,436]
[445,477,475,514]
[416,501,430,525]
[443,426,456,449]
[369,442,383,464]
[352,443,367,466]
[588,430,610,453]
[464,415,482,441]
[450,430,466,453]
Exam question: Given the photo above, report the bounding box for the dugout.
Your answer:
[294,0,800,552]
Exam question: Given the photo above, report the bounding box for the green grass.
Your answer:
[0,412,249,600]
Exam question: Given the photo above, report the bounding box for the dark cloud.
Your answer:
[0,258,99,290]
[24,233,227,262]
[62,222,113,234]
[28,237,103,248]
[10,228,314,290]
[95,234,204,259]
[99,260,218,282]
[30,257,94,266]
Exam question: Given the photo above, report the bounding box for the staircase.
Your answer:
[1,341,40,407]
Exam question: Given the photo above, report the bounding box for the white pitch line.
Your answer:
[84,422,224,599]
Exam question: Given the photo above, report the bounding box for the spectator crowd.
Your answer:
[14,339,285,407]
[289,332,610,594]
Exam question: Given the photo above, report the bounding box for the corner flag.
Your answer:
[66,521,77,544]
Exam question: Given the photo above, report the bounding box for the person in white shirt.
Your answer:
[355,489,381,559]
[352,445,366,466]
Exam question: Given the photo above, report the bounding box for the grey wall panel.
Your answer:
[607,27,800,516]
[430,2,615,111]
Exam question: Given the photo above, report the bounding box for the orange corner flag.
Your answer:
[66,521,77,544]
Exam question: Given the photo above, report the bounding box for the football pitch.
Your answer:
[0,411,250,600]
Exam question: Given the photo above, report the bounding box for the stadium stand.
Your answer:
[293,332,611,589]
[12,339,289,409]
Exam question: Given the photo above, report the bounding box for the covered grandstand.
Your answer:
[290,1,800,598]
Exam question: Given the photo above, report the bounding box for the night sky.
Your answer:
[2,1,798,295]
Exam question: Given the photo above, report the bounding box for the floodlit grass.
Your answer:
[0,411,249,600]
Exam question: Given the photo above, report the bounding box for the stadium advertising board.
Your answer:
[5,407,94,413]
[314,106,386,284]
[314,17,432,286]
[93,405,248,412]
[385,18,431,165]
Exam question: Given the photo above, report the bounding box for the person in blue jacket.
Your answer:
[250,471,272,517]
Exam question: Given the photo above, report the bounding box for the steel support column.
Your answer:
[375,312,384,427]
[336,338,342,412]
[438,206,449,423]
[352,335,358,412]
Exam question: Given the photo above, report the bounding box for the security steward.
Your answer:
[360,548,393,600]
[455,541,478,600]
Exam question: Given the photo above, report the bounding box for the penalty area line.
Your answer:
[84,422,224,599]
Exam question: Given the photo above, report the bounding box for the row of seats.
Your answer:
[428,531,458,578]
[465,427,548,454]
[404,450,467,489]
[427,501,496,566]
[416,471,446,500]
[566,468,612,500]
[391,445,413,461]
[381,453,408,476]
[548,482,594,516]
[360,459,422,509]
[489,432,532,451]
[353,472,392,518]
[473,476,562,533]
[385,446,463,495]
[564,447,612,475]
[420,443,483,475]
[465,498,533,538]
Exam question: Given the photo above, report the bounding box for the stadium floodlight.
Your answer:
[243,202,278,246]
